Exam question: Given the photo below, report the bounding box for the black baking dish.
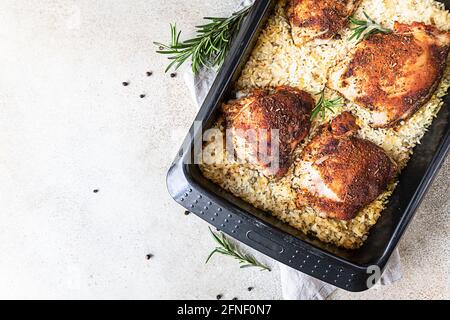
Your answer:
[167,0,450,292]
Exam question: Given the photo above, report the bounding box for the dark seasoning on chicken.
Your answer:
[329,22,450,127]
[294,112,397,220]
[222,86,314,177]
[288,0,362,46]
[200,0,450,249]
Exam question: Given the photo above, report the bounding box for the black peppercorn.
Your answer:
[93,189,99,193]
[170,73,177,78]
[146,254,153,260]
[184,210,190,216]
[247,287,254,291]
[216,294,222,300]
[146,71,153,77]
[232,297,238,300]
[122,82,129,86]
[140,94,146,99]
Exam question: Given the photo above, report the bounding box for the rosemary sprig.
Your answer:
[349,11,392,41]
[154,5,252,74]
[205,228,271,271]
[311,90,343,121]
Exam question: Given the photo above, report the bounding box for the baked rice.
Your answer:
[200,0,450,249]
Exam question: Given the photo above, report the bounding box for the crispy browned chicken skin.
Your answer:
[328,22,450,128]
[295,112,398,220]
[287,0,362,46]
[222,86,314,177]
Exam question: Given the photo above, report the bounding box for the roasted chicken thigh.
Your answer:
[328,22,450,127]
[222,86,314,177]
[287,0,362,46]
[295,112,397,220]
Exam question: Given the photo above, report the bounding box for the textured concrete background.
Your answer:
[0,0,448,299]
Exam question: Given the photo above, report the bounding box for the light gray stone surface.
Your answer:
[0,0,448,299]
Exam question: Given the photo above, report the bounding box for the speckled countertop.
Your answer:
[0,0,448,299]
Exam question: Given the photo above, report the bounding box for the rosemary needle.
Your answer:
[205,227,271,271]
[349,11,392,41]
[154,5,252,74]
[311,90,343,121]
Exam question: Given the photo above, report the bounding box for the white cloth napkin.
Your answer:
[182,0,403,300]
